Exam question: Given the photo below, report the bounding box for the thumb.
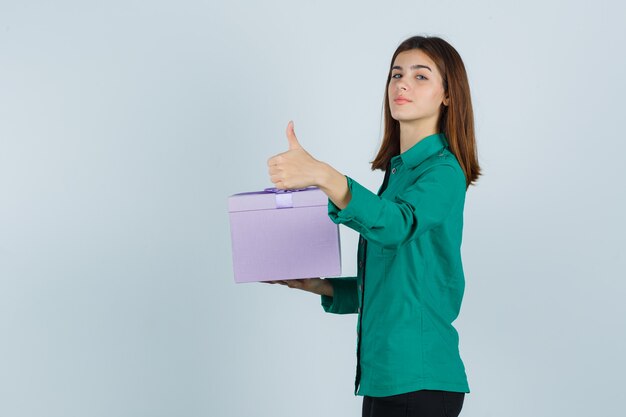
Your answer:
[286,120,302,150]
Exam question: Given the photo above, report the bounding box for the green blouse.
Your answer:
[321,132,470,397]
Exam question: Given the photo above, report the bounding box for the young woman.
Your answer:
[266,35,481,417]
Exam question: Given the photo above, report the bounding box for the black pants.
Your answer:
[362,389,465,417]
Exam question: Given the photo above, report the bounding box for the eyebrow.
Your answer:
[391,64,432,72]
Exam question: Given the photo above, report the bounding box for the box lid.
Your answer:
[228,187,328,212]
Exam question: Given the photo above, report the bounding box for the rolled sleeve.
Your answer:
[327,164,465,247]
[320,277,358,314]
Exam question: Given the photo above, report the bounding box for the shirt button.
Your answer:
[391,167,397,174]
[358,284,362,291]
[358,260,363,268]
[357,307,361,313]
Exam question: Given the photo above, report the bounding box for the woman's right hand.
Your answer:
[262,278,333,297]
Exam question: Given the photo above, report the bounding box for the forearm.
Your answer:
[316,162,352,210]
[318,279,334,297]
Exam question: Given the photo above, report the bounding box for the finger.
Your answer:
[270,174,283,184]
[286,120,301,150]
[268,166,280,175]
[267,155,282,167]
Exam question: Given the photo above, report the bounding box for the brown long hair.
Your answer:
[371,35,481,188]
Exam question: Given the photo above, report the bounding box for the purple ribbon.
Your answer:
[263,187,311,208]
[263,187,309,193]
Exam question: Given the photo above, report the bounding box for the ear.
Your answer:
[443,95,450,106]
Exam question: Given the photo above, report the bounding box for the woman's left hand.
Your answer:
[267,121,326,189]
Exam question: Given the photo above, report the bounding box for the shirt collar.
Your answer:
[390,132,449,170]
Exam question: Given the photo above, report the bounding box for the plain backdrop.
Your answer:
[1,1,625,416]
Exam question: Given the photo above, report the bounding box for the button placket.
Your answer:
[354,240,368,394]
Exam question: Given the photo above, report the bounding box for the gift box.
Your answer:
[227,186,341,283]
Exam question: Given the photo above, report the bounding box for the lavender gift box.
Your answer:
[227,186,341,283]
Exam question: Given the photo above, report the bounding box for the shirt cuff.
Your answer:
[320,277,358,315]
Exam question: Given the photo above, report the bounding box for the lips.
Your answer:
[394,97,412,104]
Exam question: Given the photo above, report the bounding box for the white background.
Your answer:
[1,1,625,416]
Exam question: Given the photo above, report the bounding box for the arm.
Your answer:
[266,277,359,314]
[320,163,465,248]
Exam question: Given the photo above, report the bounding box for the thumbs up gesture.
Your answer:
[267,121,326,190]
[285,120,302,151]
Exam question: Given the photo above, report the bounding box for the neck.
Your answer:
[399,120,439,153]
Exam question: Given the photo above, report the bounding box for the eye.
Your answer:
[392,73,401,79]
[416,74,428,80]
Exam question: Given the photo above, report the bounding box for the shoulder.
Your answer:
[413,148,465,191]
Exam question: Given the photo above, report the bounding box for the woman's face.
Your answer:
[387,49,449,125]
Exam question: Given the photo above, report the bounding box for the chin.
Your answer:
[392,114,421,122]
